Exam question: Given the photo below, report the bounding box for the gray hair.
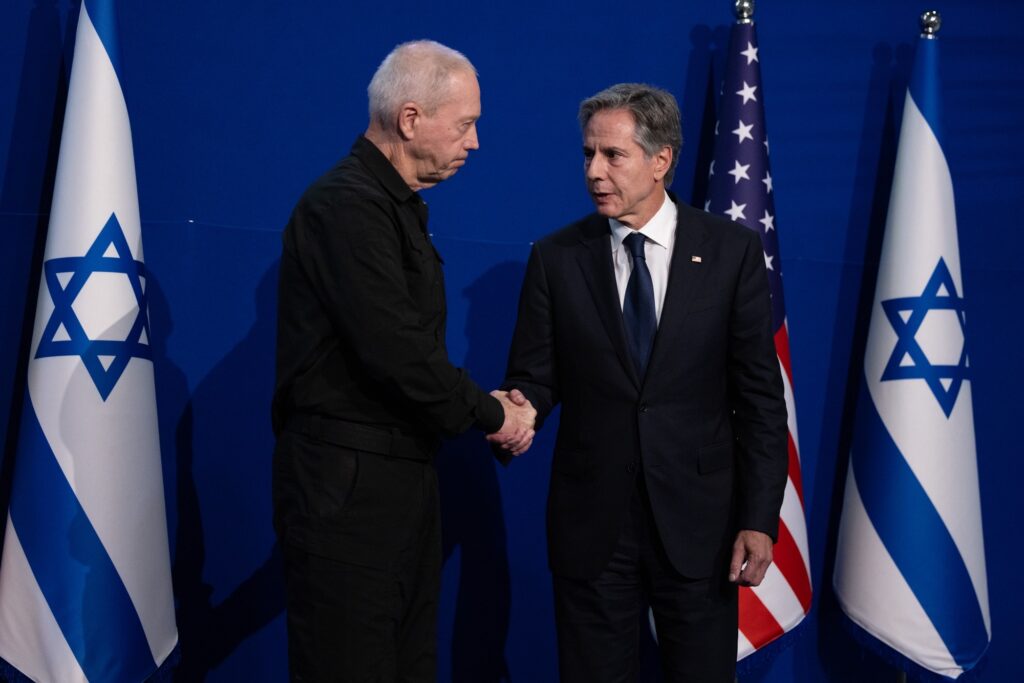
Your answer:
[368,40,477,126]
[578,83,683,185]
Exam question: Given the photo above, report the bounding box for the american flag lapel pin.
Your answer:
[691,255,702,263]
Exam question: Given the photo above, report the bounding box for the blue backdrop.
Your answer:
[1,1,1021,681]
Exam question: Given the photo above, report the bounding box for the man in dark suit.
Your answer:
[501,83,788,682]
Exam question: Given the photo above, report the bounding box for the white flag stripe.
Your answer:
[834,464,956,677]
[29,363,176,656]
[737,630,756,659]
[778,336,801,449]
[46,5,141,263]
[872,96,961,306]
[0,521,86,682]
[780,478,811,575]
[751,563,806,629]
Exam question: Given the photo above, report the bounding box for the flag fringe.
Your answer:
[841,616,988,682]
[0,646,180,683]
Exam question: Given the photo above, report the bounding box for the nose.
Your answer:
[465,123,479,151]
[585,154,604,181]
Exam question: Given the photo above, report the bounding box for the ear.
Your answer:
[652,146,672,181]
[397,101,421,140]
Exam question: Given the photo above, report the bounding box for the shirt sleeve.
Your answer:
[503,242,559,427]
[293,195,504,436]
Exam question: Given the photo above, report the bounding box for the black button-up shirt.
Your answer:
[273,136,504,438]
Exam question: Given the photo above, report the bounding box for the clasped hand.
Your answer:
[486,389,536,456]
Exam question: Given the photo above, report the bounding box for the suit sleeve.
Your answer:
[294,197,504,436]
[727,230,789,540]
[503,242,559,428]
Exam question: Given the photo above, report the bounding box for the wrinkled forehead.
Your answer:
[583,108,639,144]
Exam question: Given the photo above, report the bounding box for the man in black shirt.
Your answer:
[272,40,535,681]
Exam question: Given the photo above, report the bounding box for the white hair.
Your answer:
[367,40,477,126]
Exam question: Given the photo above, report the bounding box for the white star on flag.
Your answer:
[728,160,751,184]
[764,252,774,271]
[733,120,755,143]
[725,200,747,221]
[762,171,773,193]
[741,41,759,64]
[759,210,775,232]
[736,81,758,104]
[709,159,716,177]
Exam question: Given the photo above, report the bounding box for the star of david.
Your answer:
[35,213,152,400]
[879,258,968,417]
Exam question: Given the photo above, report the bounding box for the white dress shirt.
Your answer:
[609,192,678,324]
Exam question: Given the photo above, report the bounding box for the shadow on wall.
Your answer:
[0,0,73,546]
[675,23,730,210]
[149,264,285,682]
[436,260,526,683]
[807,41,913,683]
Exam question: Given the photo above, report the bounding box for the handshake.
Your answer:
[486,389,536,458]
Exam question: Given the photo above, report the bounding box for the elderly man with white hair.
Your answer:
[272,40,535,681]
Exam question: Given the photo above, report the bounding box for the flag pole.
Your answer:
[921,9,941,39]
[735,0,753,24]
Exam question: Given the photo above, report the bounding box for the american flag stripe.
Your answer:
[780,478,812,577]
[705,16,812,659]
[738,585,784,650]
[773,519,813,611]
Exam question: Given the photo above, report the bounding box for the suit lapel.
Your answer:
[574,216,640,388]
[647,202,711,376]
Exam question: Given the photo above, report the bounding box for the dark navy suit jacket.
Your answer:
[504,195,788,580]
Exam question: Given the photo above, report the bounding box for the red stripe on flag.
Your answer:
[773,326,794,385]
[773,519,813,613]
[787,432,805,506]
[738,587,784,649]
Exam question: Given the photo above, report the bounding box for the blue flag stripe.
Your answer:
[9,399,157,682]
[909,37,942,145]
[851,383,988,668]
[83,0,124,85]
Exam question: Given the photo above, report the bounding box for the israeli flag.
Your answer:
[833,29,990,679]
[0,1,178,680]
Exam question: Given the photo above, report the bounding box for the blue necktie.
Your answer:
[622,232,657,378]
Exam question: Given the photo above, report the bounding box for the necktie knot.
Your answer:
[624,232,646,260]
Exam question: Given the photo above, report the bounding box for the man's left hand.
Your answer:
[728,530,773,586]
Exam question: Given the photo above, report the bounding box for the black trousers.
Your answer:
[553,478,738,683]
[273,427,441,682]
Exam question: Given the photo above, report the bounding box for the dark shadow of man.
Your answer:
[437,260,526,683]
[151,264,285,682]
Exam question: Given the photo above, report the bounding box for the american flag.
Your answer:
[704,16,813,659]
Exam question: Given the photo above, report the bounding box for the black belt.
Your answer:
[285,414,439,463]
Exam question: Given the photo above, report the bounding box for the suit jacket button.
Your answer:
[639,403,648,413]
[627,460,637,473]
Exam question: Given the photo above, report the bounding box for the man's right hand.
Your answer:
[486,389,536,456]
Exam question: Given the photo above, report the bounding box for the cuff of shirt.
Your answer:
[474,392,505,434]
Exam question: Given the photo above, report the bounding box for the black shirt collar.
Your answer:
[350,135,418,204]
